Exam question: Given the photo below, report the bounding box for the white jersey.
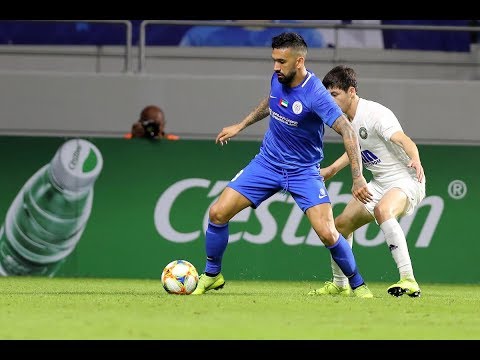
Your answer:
[353,98,417,183]
[353,98,426,217]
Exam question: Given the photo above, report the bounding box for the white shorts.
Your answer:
[364,176,426,218]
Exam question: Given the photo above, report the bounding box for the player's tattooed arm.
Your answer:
[332,115,362,178]
[216,97,270,145]
[240,96,270,130]
[332,114,373,203]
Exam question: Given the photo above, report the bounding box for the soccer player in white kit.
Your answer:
[308,65,426,297]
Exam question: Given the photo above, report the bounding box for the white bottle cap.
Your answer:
[49,138,103,192]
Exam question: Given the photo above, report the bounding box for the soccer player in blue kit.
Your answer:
[192,32,374,298]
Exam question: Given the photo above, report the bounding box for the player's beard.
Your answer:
[276,69,296,85]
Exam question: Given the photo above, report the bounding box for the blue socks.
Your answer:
[203,222,366,289]
[204,221,229,275]
[327,235,365,289]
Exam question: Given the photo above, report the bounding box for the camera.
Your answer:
[140,119,160,139]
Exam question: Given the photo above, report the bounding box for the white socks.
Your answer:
[380,218,415,280]
[330,218,416,287]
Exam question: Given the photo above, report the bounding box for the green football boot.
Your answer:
[387,278,421,297]
[352,284,374,298]
[308,281,352,297]
[191,273,225,295]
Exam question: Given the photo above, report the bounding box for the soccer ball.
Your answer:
[161,260,199,295]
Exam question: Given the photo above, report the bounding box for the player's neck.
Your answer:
[346,95,360,121]
[291,68,308,88]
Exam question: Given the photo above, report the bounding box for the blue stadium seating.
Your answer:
[382,20,471,52]
[0,20,473,52]
[0,20,192,46]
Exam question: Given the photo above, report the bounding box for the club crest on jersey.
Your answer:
[280,99,288,108]
[292,101,303,114]
[359,127,368,139]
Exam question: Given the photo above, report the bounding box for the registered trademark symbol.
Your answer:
[448,180,467,200]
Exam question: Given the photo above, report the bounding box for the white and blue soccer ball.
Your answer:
[161,259,199,295]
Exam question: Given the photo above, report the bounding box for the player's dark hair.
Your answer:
[322,65,358,92]
[272,32,308,56]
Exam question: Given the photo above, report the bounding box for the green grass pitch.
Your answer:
[0,276,478,340]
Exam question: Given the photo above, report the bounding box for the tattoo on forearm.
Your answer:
[245,97,270,127]
[345,140,362,179]
[334,116,362,179]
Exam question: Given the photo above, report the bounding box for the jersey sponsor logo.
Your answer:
[361,149,381,166]
[269,109,298,127]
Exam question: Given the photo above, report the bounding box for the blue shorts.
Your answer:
[227,155,330,213]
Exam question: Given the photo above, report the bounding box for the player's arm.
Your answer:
[320,152,349,181]
[390,131,425,182]
[331,114,372,203]
[216,96,270,145]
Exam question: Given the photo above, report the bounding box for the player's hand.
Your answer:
[407,159,424,183]
[351,176,373,204]
[216,124,242,146]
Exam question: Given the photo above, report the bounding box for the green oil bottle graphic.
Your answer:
[0,138,103,276]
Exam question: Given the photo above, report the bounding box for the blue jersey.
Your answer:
[258,70,343,170]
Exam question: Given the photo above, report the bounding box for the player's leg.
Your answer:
[314,198,373,295]
[305,203,372,298]
[288,168,372,298]
[376,188,413,278]
[375,186,421,297]
[192,186,252,294]
[193,158,281,295]
[289,169,372,297]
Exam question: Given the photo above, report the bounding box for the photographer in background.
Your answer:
[125,105,179,140]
